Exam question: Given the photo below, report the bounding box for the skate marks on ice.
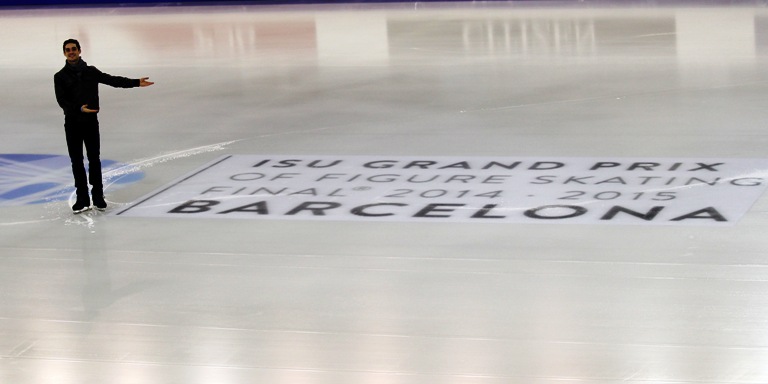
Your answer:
[0,141,235,228]
[0,154,141,228]
[115,155,768,226]
[458,79,768,114]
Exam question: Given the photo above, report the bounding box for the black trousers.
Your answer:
[64,114,102,198]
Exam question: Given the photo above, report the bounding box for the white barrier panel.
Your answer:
[115,155,768,226]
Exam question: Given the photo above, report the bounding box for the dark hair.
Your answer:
[62,39,80,52]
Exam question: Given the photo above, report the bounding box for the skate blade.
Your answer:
[73,206,92,214]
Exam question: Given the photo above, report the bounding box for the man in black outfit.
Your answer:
[54,38,154,213]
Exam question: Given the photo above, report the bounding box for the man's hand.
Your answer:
[80,104,99,113]
[139,77,154,87]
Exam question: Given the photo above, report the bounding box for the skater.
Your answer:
[54,38,154,213]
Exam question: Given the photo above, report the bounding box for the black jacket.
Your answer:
[54,59,140,116]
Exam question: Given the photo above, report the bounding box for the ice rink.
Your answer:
[2,1,768,383]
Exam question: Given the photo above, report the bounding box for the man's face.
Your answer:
[63,43,80,62]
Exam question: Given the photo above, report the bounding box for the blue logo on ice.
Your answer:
[0,154,144,206]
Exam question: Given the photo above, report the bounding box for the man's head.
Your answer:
[62,39,81,63]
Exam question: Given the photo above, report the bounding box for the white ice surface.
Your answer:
[2,2,768,383]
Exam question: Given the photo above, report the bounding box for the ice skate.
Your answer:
[92,193,107,211]
[72,196,91,214]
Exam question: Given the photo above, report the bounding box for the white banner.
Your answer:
[114,155,768,226]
